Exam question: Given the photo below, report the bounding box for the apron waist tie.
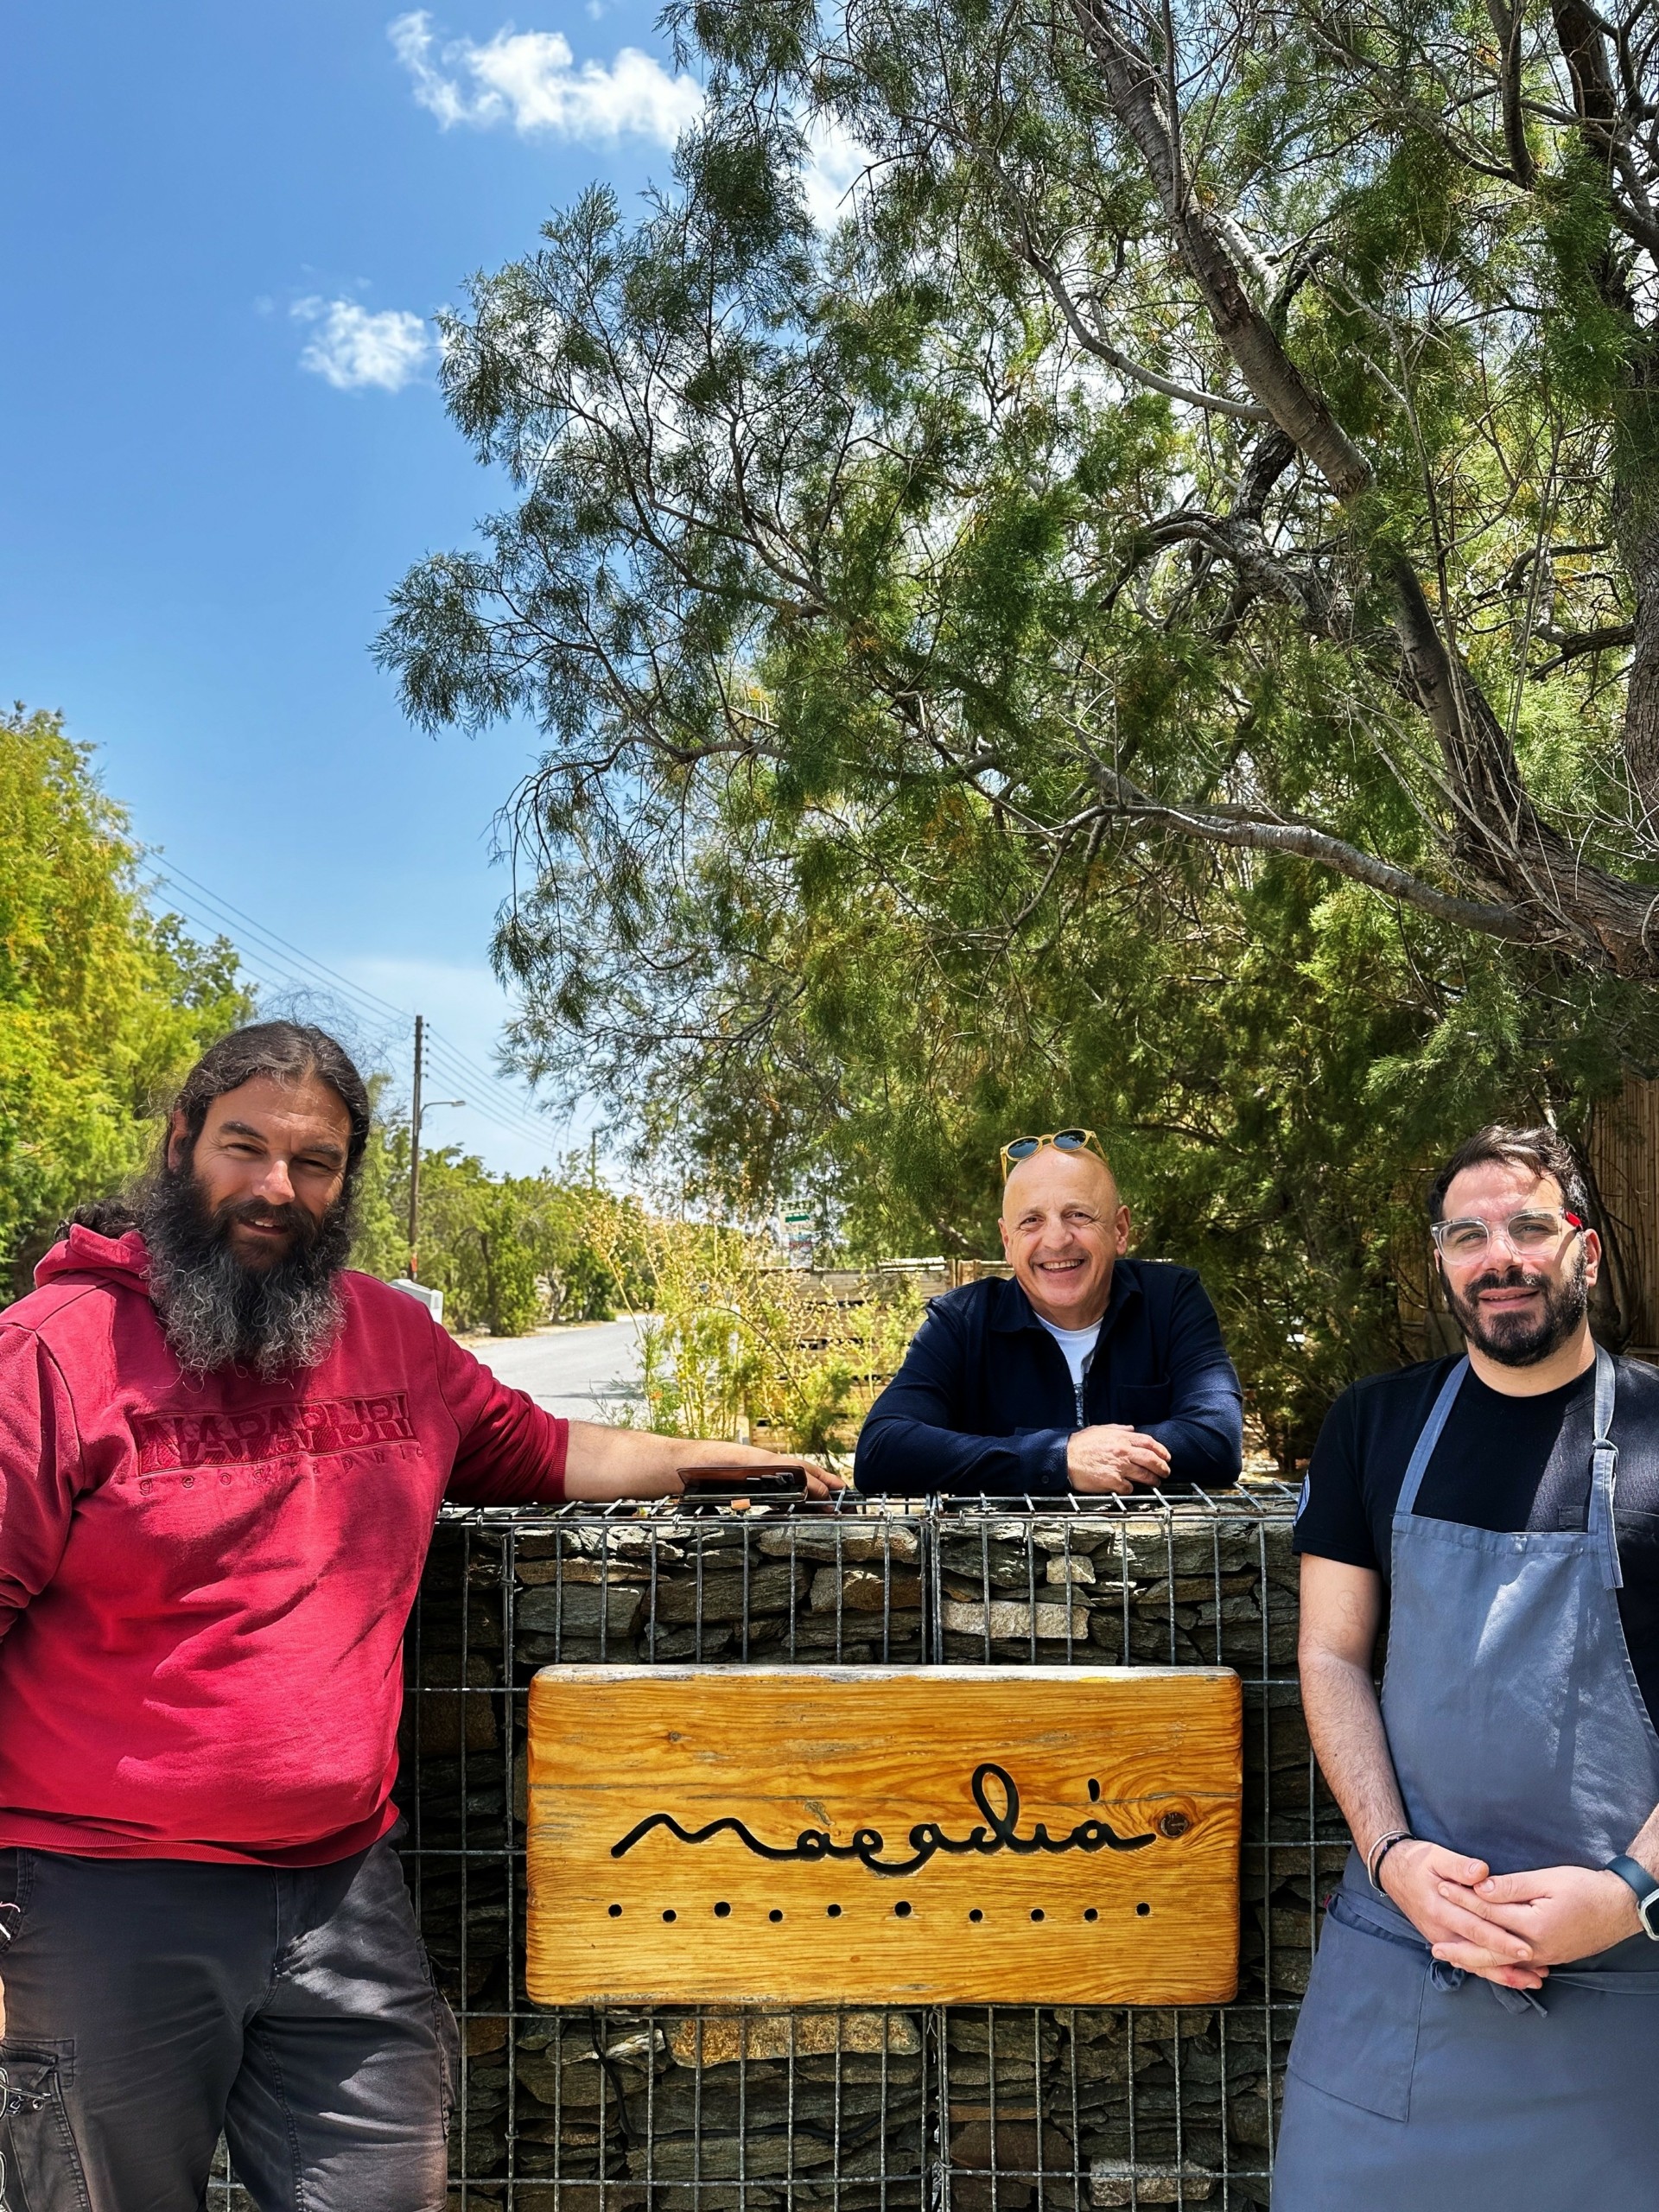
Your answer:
[1332,1887,1659,2004]
[1327,1893,1557,2017]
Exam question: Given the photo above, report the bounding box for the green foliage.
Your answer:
[378,0,1659,1440]
[351,1123,646,1336]
[475,1182,545,1338]
[0,706,252,1293]
[346,1081,416,1284]
[604,1217,925,1459]
[347,1131,900,1460]
[586,819,1643,1457]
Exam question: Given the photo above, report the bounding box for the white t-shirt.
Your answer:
[1035,1315,1103,1423]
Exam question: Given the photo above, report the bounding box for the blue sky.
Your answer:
[2,1,724,1175]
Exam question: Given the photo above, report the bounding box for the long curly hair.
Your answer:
[68,1020,372,1238]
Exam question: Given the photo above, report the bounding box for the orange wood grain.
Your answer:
[526,1665,1241,2006]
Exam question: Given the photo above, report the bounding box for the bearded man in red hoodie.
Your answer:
[0,1020,836,2212]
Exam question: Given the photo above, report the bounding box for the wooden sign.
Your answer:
[526,1664,1241,2007]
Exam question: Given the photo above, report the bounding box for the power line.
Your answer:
[150,863,565,1137]
[160,929,409,1084]
[160,906,362,1021]
[143,861,565,1155]
[421,1075,555,1154]
[155,868,563,1137]
[423,1026,528,1103]
[423,1038,558,1147]
[152,884,397,1024]
[149,861,410,1026]
[416,1016,564,1130]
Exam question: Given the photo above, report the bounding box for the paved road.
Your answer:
[464,1315,653,1424]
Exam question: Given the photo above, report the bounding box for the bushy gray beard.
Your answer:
[1445,1243,1589,1368]
[140,1161,352,1380]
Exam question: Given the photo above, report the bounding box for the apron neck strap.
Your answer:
[1394,1347,1618,1578]
[1395,1357,1469,1517]
[1588,1342,1622,1590]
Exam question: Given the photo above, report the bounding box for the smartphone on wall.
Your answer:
[677,1464,810,1510]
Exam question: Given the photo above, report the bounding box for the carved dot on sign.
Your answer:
[714,1902,732,1917]
[608,1904,623,1918]
[894,1900,912,1918]
[662,1910,677,1923]
[1136,1903,1152,1916]
[1030,1909,1045,1922]
[768,1909,784,1923]
[969,1909,983,1923]
[1084,1908,1099,1923]
[826,1904,842,1918]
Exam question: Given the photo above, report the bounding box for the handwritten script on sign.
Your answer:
[526,1666,1242,2006]
[610,1761,1163,1874]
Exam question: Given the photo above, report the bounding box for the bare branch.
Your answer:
[1486,0,1538,184]
[1088,766,1544,938]
[1068,0,1372,499]
[1532,619,1639,674]
[1027,245,1273,420]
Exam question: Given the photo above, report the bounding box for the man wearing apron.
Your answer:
[1276,1123,1659,2209]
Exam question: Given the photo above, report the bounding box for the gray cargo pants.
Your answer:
[0,1838,458,2212]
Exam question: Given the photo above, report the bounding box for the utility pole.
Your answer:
[405,1016,462,1283]
[407,1015,424,1278]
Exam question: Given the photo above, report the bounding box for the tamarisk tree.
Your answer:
[379,0,1659,1224]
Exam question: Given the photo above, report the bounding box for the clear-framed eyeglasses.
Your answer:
[1431,1208,1585,1264]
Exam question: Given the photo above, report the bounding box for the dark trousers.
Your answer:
[0,1840,458,2212]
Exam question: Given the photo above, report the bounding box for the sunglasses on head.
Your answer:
[999,1127,1106,1179]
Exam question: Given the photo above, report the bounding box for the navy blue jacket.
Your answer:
[854,1260,1243,1497]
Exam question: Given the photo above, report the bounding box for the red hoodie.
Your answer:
[0,1227,568,1864]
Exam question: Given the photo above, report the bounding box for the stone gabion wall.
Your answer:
[394,1495,1337,2212]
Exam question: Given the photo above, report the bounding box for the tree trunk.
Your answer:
[1618,504,1659,824]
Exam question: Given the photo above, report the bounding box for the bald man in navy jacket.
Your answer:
[855,1144,1242,1497]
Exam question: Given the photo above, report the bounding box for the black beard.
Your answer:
[1444,1244,1589,1368]
[140,1161,352,1380]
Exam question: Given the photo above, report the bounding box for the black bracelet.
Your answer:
[1367,1830,1412,1891]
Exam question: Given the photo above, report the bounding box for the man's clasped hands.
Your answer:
[1065,1424,1171,1493]
[1377,1841,1643,1991]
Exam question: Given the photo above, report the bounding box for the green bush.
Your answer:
[352,1128,649,1334]
[0,706,251,1293]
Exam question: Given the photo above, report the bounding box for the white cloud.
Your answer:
[291,297,431,392]
[389,10,702,146]
[800,116,871,232]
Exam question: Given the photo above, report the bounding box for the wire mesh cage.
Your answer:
[213,1488,1333,2210]
[921,1496,1322,2211]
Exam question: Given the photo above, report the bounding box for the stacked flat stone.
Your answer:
[389,1499,1319,2209]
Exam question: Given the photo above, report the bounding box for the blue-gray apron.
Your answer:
[1274,1347,1659,2209]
